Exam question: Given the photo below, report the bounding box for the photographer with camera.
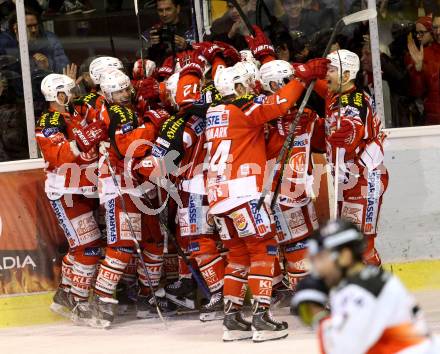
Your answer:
[145,0,194,66]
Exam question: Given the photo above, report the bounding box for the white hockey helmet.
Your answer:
[165,72,180,107]
[239,49,261,68]
[214,66,237,97]
[259,60,294,93]
[326,49,360,82]
[41,73,75,104]
[100,69,131,103]
[236,61,261,93]
[214,62,260,97]
[89,56,124,85]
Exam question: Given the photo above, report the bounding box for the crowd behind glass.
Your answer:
[0,0,438,162]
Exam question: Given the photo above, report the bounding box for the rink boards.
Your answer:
[1,125,440,327]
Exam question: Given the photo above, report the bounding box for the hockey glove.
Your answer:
[132,59,156,80]
[144,108,170,130]
[73,121,108,153]
[293,58,330,85]
[328,119,357,148]
[157,55,174,80]
[134,76,160,101]
[244,25,275,61]
[179,51,205,79]
[214,41,241,65]
[192,41,222,63]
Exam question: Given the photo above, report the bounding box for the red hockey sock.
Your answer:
[60,253,74,290]
[94,247,132,298]
[138,243,163,295]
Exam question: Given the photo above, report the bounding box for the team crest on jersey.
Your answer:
[288,152,306,174]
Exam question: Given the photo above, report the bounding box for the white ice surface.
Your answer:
[1,291,439,354]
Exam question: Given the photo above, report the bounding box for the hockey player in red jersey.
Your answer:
[74,56,124,124]
[292,220,439,354]
[91,69,171,327]
[36,74,107,324]
[313,50,388,266]
[137,51,227,321]
[205,28,329,340]
[260,59,319,294]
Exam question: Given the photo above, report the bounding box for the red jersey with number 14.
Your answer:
[205,79,305,215]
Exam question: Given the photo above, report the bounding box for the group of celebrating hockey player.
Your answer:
[36,24,390,343]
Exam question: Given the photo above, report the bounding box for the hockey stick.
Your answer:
[332,50,344,220]
[104,0,116,57]
[256,8,377,211]
[102,149,166,325]
[140,185,212,300]
[134,0,145,76]
[190,0,200,42]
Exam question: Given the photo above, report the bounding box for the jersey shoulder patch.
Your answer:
[343,266,390,297]
[74,92,100,107]
[108,105,137,126]
[153,114,187,161]
[231,94,256,109]
[37,111,67,131]
[201,82,223,106]
[339,90,369,123]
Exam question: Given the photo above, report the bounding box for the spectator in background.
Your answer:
[407,14,440,125]
[144,0,194,66]
[0,0,43,30]
[0,8,72,116]
[0,71,28,161]
[414,16,435,47]
[209,0,254,51]
[276,0,335,38]
[0,9,69,74]
[361,37,414,127]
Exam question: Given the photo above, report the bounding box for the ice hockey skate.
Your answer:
[199,291,224,322]
[251,303,288,343]
[165,278,197,310]
[137,292,177,319]
[89,294,118,329]
[71,300,92,326]
[222,301,253,342]
[50,287,74,319]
